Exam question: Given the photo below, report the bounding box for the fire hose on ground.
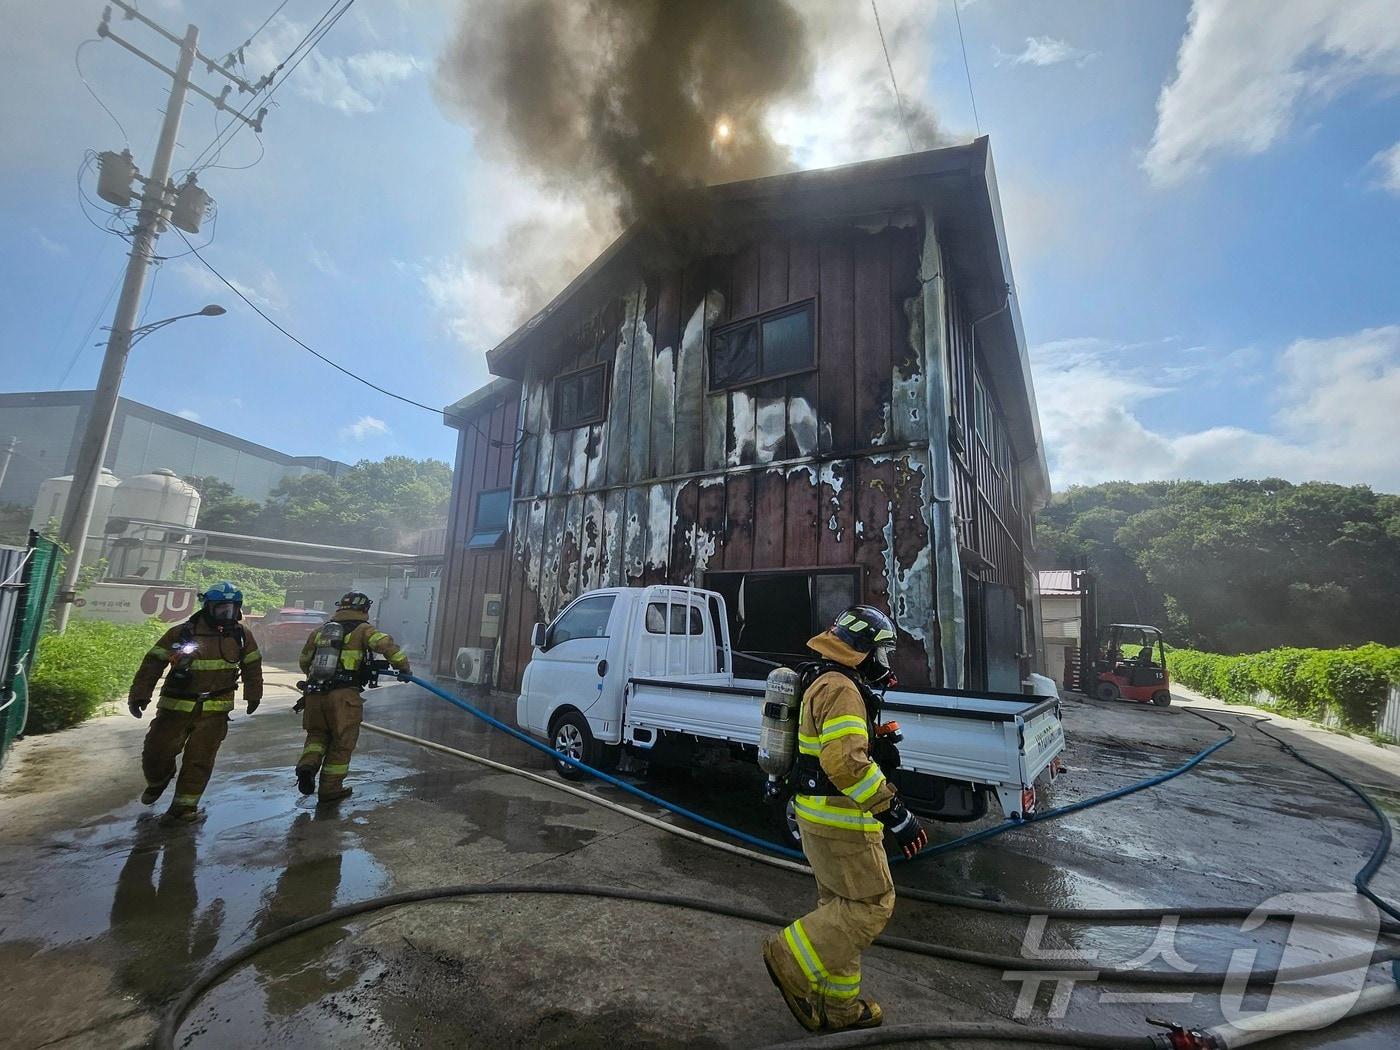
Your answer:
[154,674,1400,1048]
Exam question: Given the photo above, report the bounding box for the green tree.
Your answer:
[258,457,451,551]
[1038,479,1400,653]
[184,475,261,534]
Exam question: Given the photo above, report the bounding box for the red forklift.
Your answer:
[1093,624,1172,706]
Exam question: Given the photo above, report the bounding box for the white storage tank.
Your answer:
[108,469,201,581]
[29,469,121,545]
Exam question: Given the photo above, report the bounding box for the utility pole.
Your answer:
[0,437,16,496]
[54,3,267,631]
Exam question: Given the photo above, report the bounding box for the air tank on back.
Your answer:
[757,665,801,802]
[107,468,201,581]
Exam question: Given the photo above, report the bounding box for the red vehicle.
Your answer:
[256,607,328,661]
[1093,624,1172,706]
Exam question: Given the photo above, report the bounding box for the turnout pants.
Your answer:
[296,687,362,798]
[767,828,896,1026]
[141,708,231,813]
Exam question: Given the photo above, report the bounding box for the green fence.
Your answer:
[1,533,61,767]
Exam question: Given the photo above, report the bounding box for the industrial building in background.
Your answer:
[0,390,349,508]
[434,139,1050,693]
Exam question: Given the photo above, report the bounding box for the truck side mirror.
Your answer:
[531,622,547,650]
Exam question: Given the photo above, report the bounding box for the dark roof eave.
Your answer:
[443,377,520,429]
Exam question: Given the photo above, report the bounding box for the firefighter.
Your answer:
[129,581,263,826]
[294,591,410,804]
[762,605,928,1032]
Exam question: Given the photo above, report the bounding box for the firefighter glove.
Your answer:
[246,697,261,715]
[878,796,928,859]
[293,696,305,714]
[396,669,413,682]
[127,698,146,719]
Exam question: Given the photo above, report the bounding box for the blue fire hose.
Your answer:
[400,674,1237,867]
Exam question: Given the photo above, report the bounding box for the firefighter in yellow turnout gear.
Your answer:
[128,582,262,825]
[295,592,410,803]
[763,605,928,1032]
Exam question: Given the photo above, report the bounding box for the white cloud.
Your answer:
[33,228,67,255]
[176,260,285,312]
[998,36,1096,68]
[176,408,200,422]
[308,243,342,278]
[1371,140,1400,195]
[340,415,390,441]
[247,24,423,115]
[1145,0,1400,186]
[1032,327,1400,490]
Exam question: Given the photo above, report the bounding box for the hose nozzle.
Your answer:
[1146,1017,1219,1049]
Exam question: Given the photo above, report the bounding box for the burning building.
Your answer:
[434,139,1049,693]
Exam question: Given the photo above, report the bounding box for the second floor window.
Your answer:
[554,363,608,430]
[708,300,816,391]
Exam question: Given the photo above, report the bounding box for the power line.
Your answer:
[870,0,914,152]
[174,231,518,449]
[75,39,129,147]
[183,0,355,178]
[227,0,293,62]
[174,230,440,414]
[951,0,981,134]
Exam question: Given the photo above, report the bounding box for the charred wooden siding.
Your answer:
[497,219,946,691]
[433,388,520,676]
[946,287,1027,595]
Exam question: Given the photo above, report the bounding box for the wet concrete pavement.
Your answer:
[1,668,1398,1049]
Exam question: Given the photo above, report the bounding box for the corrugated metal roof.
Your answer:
[1038,570,1081,595]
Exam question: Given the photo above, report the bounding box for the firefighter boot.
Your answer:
[159,806,207,827]
[141,780,170,805]
[762,936,822,1032]
[296,768,316,796]
[824,999,883,1032]
[317,787,353,805]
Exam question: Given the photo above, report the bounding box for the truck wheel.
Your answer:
[772,791,803,851]
[1095,681,1120,703]
[1152,691,1172,707]
[550,712,595,781]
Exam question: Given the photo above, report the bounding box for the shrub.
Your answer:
[171,558,305,615]
[1166,642,1400,732]
[27,619,167,734]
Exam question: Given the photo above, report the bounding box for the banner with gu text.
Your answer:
[72,582,196,624]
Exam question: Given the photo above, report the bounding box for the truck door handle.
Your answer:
[597,659,608,677]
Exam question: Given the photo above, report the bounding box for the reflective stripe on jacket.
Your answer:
[129,616,263,712]
[298,609,410,682]
[795,670,895,839]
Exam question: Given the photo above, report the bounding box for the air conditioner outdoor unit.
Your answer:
[454,646,490,686]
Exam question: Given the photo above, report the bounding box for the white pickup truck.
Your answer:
[516,585,1065,846]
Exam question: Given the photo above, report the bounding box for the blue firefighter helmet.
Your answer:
[199,581,243,604]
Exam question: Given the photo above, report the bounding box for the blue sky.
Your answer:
[1,1,1397,490]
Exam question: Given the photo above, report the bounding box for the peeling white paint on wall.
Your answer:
[700,475,726,488]
[693,525,718,578]
[525,499,547,594]
[647,485,671,572]
[820,461,845,542]
[728,392,755,466]
[756,399,785,464]
[789,397,818,458]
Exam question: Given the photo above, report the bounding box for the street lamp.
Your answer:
[53,303,226,631]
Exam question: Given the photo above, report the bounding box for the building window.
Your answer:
[466,488,510,548]
[553,363,608,430]
[708,300,816,391]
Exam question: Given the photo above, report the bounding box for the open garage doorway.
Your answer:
[705,569,859,674]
